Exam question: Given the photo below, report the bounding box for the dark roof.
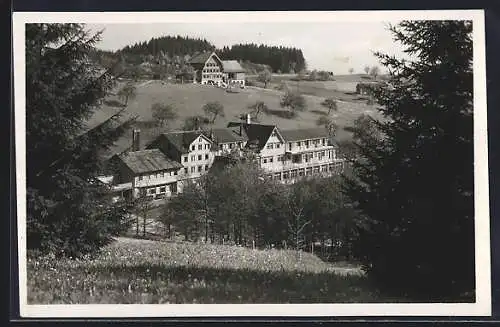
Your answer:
[206,128,247,144]
[279,128,329,142]
[162,130,211,154]
[189,52,221,65]
[117,149,182,174]
[222,60,245,73]
[227,122,277,151]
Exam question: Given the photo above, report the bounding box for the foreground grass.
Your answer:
[27,237,399,304]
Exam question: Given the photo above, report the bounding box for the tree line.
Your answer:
[219,43,306,73]
[161,161,356,260]
[118,35,216,58]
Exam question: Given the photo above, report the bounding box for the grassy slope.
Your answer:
[93,78,381,157]
[27,237,391,304]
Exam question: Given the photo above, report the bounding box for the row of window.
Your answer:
[267,163,344,180]
[138,170,177,181]
[191,144,211,151]
[205,62,218,67]
[266,142,282,150]
[261,150,334,164]
[184,153,210,162]
[289,138,328,150]
[203,73,222,79]
[183,165,209,174]
[220,142,244,150]
[147,183,177,195]
[203,68,220,73]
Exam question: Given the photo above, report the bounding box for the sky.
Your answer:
[88,21,407,74]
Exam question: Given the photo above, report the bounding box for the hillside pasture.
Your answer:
[91,80,381,157]
[27,237,403,304]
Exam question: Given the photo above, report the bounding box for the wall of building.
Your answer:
[258,132,286,172]
[178,135,215,179]
[201,56,223,85]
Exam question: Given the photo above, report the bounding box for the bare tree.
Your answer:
[248,101,269,121]
[151,103,177,128]
[363,66,370,75]
[348,68,354,74]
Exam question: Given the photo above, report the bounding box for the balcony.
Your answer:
[261,158,345,173]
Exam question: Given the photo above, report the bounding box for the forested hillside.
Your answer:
[219,44,306,73]
[119,35,216,57]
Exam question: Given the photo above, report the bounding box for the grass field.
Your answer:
[27,237,408,304]
[93,78,381,157]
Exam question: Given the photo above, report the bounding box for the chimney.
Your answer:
[246,113,251,124]
[132,129,141,151]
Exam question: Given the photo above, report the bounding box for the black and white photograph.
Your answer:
[13,10,491,317]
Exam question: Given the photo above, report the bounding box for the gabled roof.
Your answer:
[222,60,245,73]
[116,149,183,174]
[159,130,212,154]
[226,122,279,151]
[205,128,248,144]
[279,128,330,142]
[189,51,222,65]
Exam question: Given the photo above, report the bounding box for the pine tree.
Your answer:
[343,21,474,299]
[26,23,136,258]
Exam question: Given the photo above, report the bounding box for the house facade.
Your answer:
[146,130,216,190]
[188,52,246,87]
[109,148,183,200]
[188,52,224,86]
[221,60,246,87]
[226,121,345,183]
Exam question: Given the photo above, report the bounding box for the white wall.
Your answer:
[178,135,215,179]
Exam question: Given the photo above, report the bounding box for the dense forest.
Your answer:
[111,36,307,74]
[119,35,216,57]
[219,44,306,73]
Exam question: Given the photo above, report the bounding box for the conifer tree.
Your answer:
[26,23,136,257]
[343,21,474,299]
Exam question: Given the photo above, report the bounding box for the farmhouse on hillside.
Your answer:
[188,51,246,87]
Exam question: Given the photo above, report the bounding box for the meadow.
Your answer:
[91,76,381,157]
[27,237,403,304]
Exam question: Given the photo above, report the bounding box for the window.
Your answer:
[170,183,177,193]
[297,142,301,147]
[289,143,292,151]
[160,186,166,193]
[269,157,273,163]
[283,172,289,179]
[183,156,188,163]
[138,176,143,181]
[291,170,298,178]
[205,164,209,171]
[191,145,195,150]
[305,140,310,148]
[191,167,195,173]
[184,168,188,174]
[274,173,281,180]
[219,144,223,150]
[161,172,165,177]
[298,169,305,177]
[198,144,202,150]
[323,138,327,146]
[198,165,202,172]
[230,143,234,149]
[267,144,273,149]
[205,144,210,149]
[174,170,178,175]
[276,143,281,148]
[263,158,267,164]
[191,155,195,161]
[329,151,331,159]
[205,154,209,160]
[198,155,202,160]
[149,188,156,194]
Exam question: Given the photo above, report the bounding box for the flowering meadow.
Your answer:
[26,237,391,304]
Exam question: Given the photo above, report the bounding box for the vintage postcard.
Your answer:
[13,10,491,317]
